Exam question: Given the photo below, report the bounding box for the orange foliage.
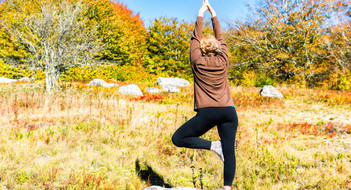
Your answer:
[112,1,145,31]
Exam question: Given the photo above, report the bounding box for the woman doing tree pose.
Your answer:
[172,0,239,189]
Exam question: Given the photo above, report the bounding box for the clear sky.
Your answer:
[117,0,256,29]
[0,0,256,28]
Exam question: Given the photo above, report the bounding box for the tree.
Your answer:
[227,0,344,87]
[144,17,192,78]
[95,1,147,65]
[0,0,103,92]
[144,17,212,79]
[324,0,351,72]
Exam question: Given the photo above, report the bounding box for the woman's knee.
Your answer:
[172,132,183,147]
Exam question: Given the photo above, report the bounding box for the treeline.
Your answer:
[228,0,351,90]
[0,0,350,90]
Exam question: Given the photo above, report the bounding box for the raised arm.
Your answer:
[207,2,217,18]
[190,0,208,63]
[207,3,229,63]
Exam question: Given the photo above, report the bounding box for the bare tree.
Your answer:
[325,1,351,72]
[227,0,338,85]
[1,0,103,92]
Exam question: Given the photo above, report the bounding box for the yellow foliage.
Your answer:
[60,65,157,83]
[0,60,31,79]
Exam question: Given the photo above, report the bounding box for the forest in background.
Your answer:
[0,0,350,90]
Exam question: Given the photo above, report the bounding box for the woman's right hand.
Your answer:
[206,1,217,18]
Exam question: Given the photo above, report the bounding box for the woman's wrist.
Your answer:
[209,7,216,17]
[198,11,204,17]
[198,6,207,17]
[211,12,217,18]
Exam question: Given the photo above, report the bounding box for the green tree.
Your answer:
[144,17,193,78]
[144,17,213,79]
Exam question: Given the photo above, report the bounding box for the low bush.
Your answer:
[0,60,32,79]
[60,65,157,83]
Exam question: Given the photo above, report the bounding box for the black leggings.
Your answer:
[172,107,238,186]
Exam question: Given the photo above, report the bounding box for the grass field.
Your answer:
[0,82,350,189]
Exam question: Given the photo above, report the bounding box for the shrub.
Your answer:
[0,60,32,79]
[59,65,157,83]
[329,72,351,91]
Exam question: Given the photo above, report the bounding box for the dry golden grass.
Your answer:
[0,82,350,189]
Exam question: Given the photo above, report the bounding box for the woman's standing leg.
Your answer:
[217,108,239,187]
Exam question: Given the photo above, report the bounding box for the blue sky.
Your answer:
[0,0,256,28]
[117,0,256,28]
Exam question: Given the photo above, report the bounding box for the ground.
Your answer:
[0,82,350,189]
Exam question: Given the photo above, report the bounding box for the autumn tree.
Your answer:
[144,17,213,79]
[96,1,147,65]
[0,0,102,92]
[325,1,351,72]
[227,0,346,87]
[0,1,32,64]
[0,0,147,91]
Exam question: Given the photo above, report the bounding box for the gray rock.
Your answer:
[0,77,17,83]
[259,85,284,98]
[162,85,180,93]
[86,79,118,88]
[18,76,31,82]
[118,84,143,96]
[146,87,162,94]
[157,77,190,87]
[143,186,199,190]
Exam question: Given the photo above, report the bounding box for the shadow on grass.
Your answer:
[135,159,172,188]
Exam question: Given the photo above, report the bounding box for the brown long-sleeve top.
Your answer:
[190,16,234,111]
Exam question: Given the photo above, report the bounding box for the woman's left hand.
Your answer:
[198,0,209,17]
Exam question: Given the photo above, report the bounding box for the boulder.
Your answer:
[146,87,162,94]
[157,77,190,87]
[118,84,143,96]
[144,186,199,190]
[0,77,17,83]
[86,79,118,88]
[161,85,180,93]
[18,76,31,82]
[259,85,284,98]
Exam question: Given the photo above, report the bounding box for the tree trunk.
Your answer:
[45,69,59,93]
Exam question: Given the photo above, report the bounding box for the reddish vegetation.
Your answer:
[130,94,164,102]
[232,90,285,108]
[277,122,351,137]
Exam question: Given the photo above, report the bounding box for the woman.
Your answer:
[171,0,238,189]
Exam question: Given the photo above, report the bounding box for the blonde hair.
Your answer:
[200,34,222,54]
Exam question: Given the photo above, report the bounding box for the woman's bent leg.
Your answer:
[172,112,215,150]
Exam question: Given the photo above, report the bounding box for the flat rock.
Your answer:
[18,76,31,82]
[146,87,162,94]
[118,84,143,96]
[0,77,17,83]
[144,186,199,190]
[157,77,190,87]
[259,85,284,98]
[86,79,118,88]
[161,85,180,93]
